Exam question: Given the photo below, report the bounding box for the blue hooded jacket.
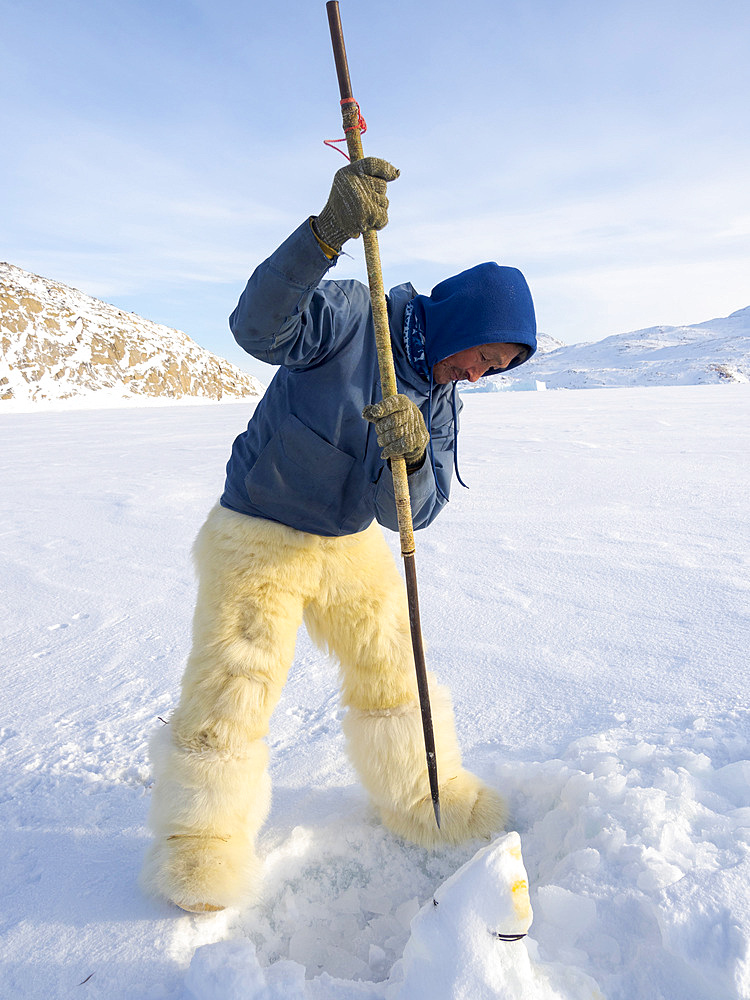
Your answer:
[220,220,536,537]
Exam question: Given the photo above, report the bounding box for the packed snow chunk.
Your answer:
[184,938,281,1000]
[387,832,603,999]
[395,896,420,930]
[658,855,750,1000]
[710,760,750,808]
[535,885,598,951]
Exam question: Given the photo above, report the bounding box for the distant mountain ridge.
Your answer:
[0,262,264,404]
[509,306,750,390]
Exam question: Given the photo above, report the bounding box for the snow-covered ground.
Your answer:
[2,385,749,999]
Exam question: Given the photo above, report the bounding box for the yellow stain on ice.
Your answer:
[511,879,531,920]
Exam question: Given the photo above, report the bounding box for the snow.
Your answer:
[1,384,749,999]
[505,306,750,389]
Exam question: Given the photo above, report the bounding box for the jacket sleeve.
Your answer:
[373,388,459,532]
[229,220,352,368]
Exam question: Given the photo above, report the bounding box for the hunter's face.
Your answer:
[432,343,526,385]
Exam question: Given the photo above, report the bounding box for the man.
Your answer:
[142,158,537,913]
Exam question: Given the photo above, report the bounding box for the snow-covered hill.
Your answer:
[509,306,750,390]
[0,262,264,404]
[534,332,565,355]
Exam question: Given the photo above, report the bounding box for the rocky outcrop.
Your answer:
[0,262,264,403]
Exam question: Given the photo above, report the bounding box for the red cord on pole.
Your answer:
[323,98,367,160]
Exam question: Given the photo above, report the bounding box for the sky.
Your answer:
[2,0,749,382]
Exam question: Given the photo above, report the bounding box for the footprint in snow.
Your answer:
[47,613,90,631]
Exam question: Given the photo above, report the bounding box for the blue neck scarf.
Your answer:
[403,296,467,499]
[402,299,430,379]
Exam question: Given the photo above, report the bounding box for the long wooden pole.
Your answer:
[325,0,441,829]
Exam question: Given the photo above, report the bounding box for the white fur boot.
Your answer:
[140,723,271,911]
[343,677,507,848]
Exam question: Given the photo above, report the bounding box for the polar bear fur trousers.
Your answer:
[141,504,506,911]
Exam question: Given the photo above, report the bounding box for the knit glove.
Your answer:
[362,394,429,468]
[313,157,400,252]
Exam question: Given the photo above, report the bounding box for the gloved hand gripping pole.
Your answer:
[325,0,441,829]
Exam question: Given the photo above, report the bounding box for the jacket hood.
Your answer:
[415,262,537,376]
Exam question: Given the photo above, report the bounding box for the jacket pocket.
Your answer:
[243,414,357,534]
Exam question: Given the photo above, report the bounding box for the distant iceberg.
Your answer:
[461,378,547,393]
